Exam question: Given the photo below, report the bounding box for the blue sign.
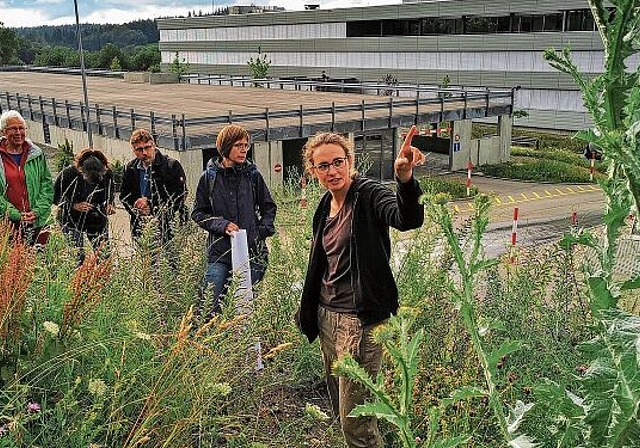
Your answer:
[453,142,461,152]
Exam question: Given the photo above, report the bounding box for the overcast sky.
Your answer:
[1,0,403,28]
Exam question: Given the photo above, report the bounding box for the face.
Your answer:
[132,140,156,167]
[311,143,353,195]
[2,118,27,151]
[224,138,250,167]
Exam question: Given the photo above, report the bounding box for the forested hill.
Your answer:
[13,20,158,52]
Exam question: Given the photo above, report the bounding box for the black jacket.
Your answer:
[53,165,115,233]
[298,176,424,342]
[120,151,187,238]
[191,158,277,264]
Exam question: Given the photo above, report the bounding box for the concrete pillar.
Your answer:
[498,115,512,162]
[450,119,472,171]
[253,141,283,190]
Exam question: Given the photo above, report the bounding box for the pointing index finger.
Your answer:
[402,125,418,151]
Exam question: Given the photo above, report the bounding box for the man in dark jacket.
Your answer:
[120,129,187,243]
[191,124,276,315]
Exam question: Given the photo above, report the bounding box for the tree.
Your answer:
[131,44,160,71]
[0,22,18,65]
[168,51,190,76]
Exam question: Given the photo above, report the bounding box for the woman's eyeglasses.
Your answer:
[314,157,348,173]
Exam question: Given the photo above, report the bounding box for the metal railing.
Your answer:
[0,86,514,151]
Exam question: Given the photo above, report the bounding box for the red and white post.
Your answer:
[510,207,519,264]
[589,150,596,182]
[466,161,474,197]
[571,210,578,228]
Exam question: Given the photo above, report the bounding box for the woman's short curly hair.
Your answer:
[302,132,357,177]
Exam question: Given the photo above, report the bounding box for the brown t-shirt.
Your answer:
[319,199,356,313]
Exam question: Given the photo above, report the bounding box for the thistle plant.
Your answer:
[333,309,470,448]
[535,1,640,445]
[427,193,534,447]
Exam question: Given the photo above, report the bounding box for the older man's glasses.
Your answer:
[314,157,348,173]
[5,126,26,132]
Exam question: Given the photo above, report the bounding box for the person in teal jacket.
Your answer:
[0,110,53,245]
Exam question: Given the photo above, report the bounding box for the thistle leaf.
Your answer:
[508,434,538,448]
[506,400,535,434]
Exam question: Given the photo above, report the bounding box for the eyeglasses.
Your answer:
[314,157,348,173]
[134,143,154,153]
[5,126,26,132]
[232,142,250,150]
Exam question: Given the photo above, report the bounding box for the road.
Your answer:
[440,174,605,258]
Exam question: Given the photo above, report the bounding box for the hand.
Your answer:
[394,125,426,183]
[21,211,36,224]
[72,202,93,212]
[133,197,151,216]
[225,222,240,236]
[106,204,116,215]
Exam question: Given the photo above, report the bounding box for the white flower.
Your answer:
[88,379,107,397]
[43,321,60,337]
[135,332,151,341]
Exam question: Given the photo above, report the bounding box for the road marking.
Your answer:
[495,197,502,205]
[577,186,585,191]
[555,188,566,196]
[454,205,460,213]
[545,190,552,197]
[508,195,516,203]
[533,191,542,199]
[521,193,528,201]
[567,187,575,193]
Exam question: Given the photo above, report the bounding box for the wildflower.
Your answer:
[43,321,60,337]
[263,342,293,360]
[26,401,41,413]
[304,403,329,420]
[209,382,232,397]
[88,379,107,397]
[0,424,7,436]
[135,331,152,341]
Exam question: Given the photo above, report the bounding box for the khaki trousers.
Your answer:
[318,306,384,448]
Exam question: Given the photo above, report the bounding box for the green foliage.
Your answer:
[418,176,478,199]
[13,19,158,52]
[247,46,271,83]
[168,51,190,76]
[110,160,124,193]
[53,138,74,174]
[0,22,18,65]
[426,193,535,446]
[482,159,603,183]
[109,56,122,71]
[334,310,470,448]
[535,308,640,447]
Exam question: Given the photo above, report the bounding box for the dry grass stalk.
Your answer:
[0,219,36,354]
[61,250,113,339]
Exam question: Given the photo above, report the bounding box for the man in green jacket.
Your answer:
[0,110,53,245]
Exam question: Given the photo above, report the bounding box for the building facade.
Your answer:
[157,0,627,131]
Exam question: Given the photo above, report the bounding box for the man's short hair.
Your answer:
[130,128,154,147]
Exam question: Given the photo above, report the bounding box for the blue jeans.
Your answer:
[201,260,265,316]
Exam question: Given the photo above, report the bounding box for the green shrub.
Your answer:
[511,146,606,171]
[53,138,74,174]
[481,158,603,183]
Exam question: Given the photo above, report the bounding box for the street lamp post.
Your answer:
[73,0,93,149]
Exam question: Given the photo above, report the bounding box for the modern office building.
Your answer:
[156,0,621,131]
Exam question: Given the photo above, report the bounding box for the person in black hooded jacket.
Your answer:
[53,148,115,263]
[191,124,277,315]
[297,126,424,448]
